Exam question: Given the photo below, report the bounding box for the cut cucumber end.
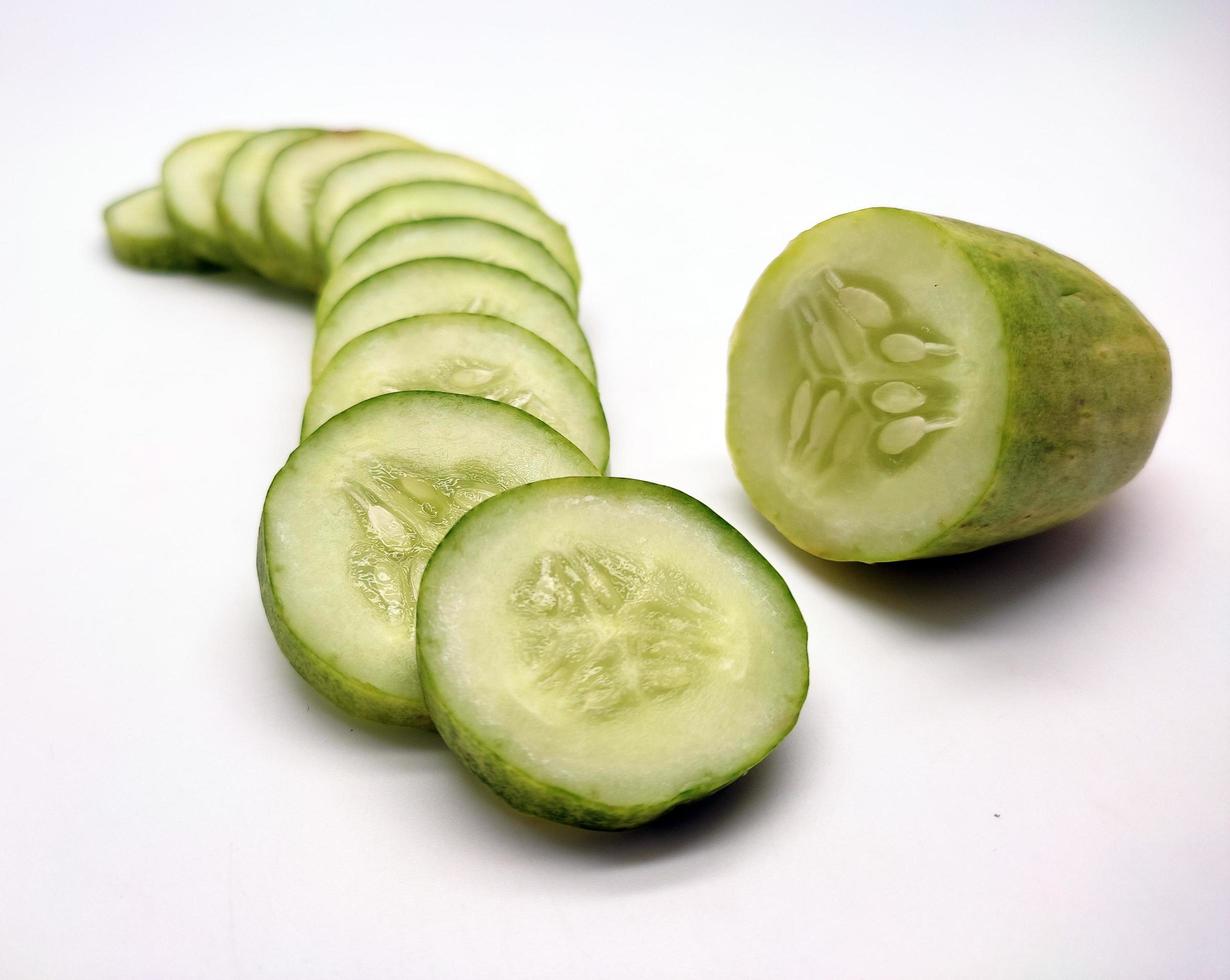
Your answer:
[418,477,809,829]
[161,129,252,267]
[103,186,216,272]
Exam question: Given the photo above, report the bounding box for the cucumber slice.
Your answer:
[313,258,596,384]
[103,186,214,272]
[262,130,423,290]
[218,127,322,284]
[727,207,1172,562]
[417,477,809,829]
[258,391,599,726]
[161,129,251,266]
[316,217,578,326]
[325,181,580,287]
[303,314,609,470]
[312,148,536,254]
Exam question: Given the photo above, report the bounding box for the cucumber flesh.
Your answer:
[326,181,580,287]
[303,314,609,470]
[258,392,599,726]
[218,127,322,285]
[417,477,809,829]
[312,148,537,254]
[262,130,423,290]
[727,207,1171,561]
[316,217,578,325]
[161,130,251,266]
[103,186,214,272]
[313,257,595,384]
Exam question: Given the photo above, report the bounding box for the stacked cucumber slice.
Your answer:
[105,126,808,830]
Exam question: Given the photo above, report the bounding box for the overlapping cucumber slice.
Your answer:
[103,187,215,271]
[417,477,809,829]
[303,314,608,469]
[258,392,599,726]
[162,129,252,266]
[727,207,1172,561]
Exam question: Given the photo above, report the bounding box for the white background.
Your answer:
[1,1,1227,977]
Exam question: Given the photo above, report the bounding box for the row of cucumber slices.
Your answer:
[104,127,809,830]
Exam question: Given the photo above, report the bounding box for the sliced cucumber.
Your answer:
[313,258,595,384]
[218,127,322,284]
[312,148,536,254]
[161,129,251,266]
[417,477,809,829]
[325,181,580,287]
[303,314,609,469]
[262,130,422,290]
[316,217,578,326]
[258,391,599,726]
[103,186,214,272]
[727,207,1172,562]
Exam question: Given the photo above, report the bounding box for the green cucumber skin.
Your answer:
[257,516,432,728]
[918,213,1171,557]
[417,478,809,831]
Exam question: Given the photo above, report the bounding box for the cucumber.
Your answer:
[312,148,536,254]
[103,186,214,272]
[218,127,322,284]
[417,477,809,830]
[727,207,1172,562]
[325,181,580,287]
[262,130,422,290]
[303,314,609,469]
[312,258,596,384]
[258,391,599,726]
[315,217,578,326]
[161,129,251,266]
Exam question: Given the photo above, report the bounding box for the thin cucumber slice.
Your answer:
[218,127,322,285]
[326,181,580,287]
[418,477,809,830]
[313,258,596,384]
[161,129,251,266]
[303,314,609,470]
[316,217,578,326]
[258,392,599,726]
[103,186,214,272]
[262,130,423,290]
[727,207,1172,562]
[312,148,537,254]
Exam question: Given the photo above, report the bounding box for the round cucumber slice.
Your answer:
[312,258,596,384]
[161,129,251,266]
[103,186,215,272]
[417,477,809,830]
[325,181,580,287]
[316,217,578,326]
[218,127,322,285]
[312,148,537,254]
[262,130,423,290]
[727,207,1172,562]
[303,314,609,470]
[258,392,599,727]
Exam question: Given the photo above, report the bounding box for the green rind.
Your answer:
[416,477,809,831]
[103,186,215,272]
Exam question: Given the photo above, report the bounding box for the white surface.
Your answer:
[1,1,1227,976]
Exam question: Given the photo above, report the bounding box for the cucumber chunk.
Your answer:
[103,186,214,271]
[316,217,578,325]
[325,181,580,287]
[218,127,322,284]
[303,314,609,469]
[417,477,809,829]
[313,258,596,384]
[161,129,251,266]
[727,207,1172,562]
[312,148,537,254]
[262,130,423,290]
[258,392,599,726]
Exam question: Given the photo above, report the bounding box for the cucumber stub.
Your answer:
[161,129,252,266]
[303,314,609,470]
[103,186,214,272]
[417,477,809,830]
[259,392,599,726]
[727,207,1172,562]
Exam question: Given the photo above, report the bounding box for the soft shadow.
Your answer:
[198,268,317,312]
